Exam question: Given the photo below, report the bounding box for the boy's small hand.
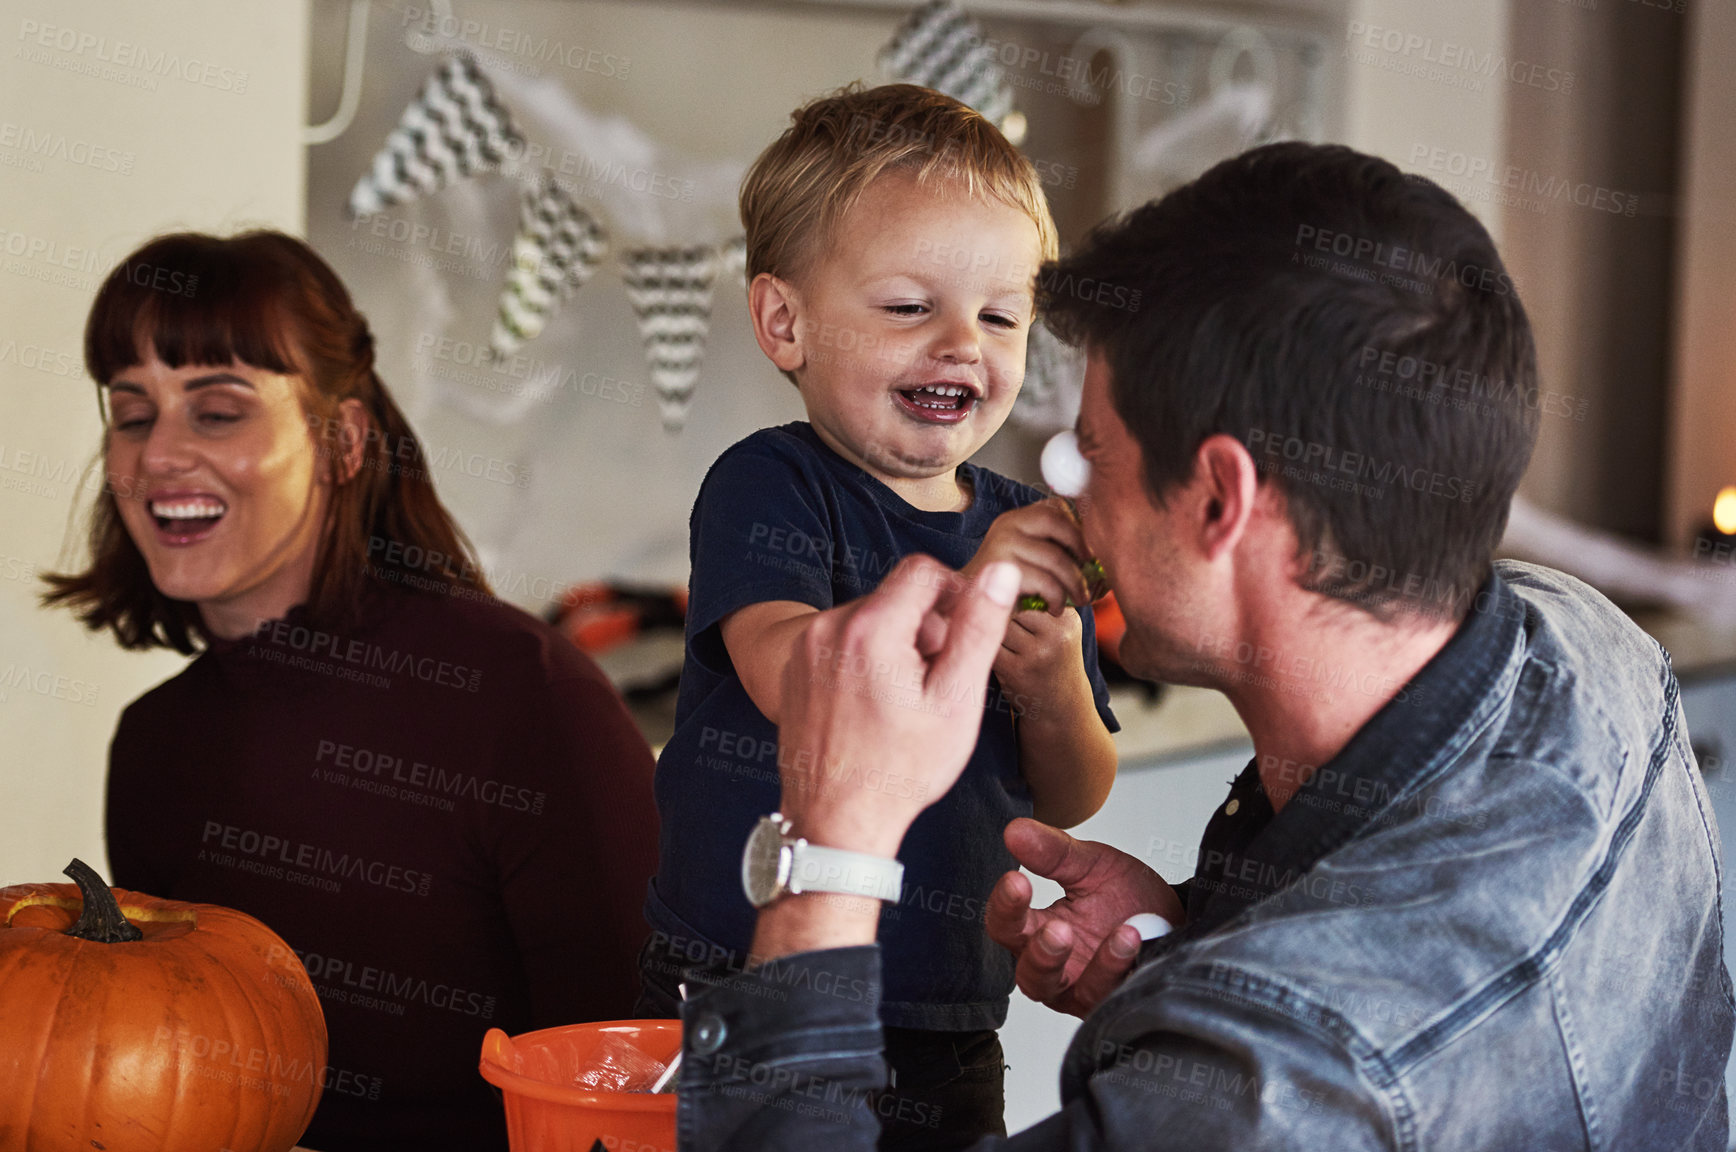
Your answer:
[963,500,1089,616]
[993,605,1082,715]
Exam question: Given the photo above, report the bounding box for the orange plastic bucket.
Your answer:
[480,1019,681,1152]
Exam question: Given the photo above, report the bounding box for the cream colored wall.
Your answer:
[1667,0,1736,544]
[0,1,308,886]
[1341,0,1510,244]
[1502,0,1686,540]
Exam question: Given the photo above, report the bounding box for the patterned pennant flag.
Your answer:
[619,246,718,430]
[1011,320,1086,434]
[717,234,748,288]
[347,52,523,217]
[878,0,1013,125]
[489,176,608,357]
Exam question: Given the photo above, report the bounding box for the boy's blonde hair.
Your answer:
[740,83,1060,286]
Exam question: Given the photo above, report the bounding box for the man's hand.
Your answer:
[962,500,1089,617]
[987,818,1185,1018]
[750,556,1021,963]
[775,554,1019,855]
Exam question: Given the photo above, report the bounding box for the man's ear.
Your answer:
[331,398,370,485]
[1193,434,1260,561]
[748,272,806,375]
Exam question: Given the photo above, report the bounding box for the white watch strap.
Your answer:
[788,841,904,902]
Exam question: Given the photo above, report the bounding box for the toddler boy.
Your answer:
[641,84,1119,1151]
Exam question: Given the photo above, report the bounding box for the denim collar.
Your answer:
[1183,567,1525,938]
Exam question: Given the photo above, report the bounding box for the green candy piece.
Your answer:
[1081,558,1110,602]
[1018,594,1084,612]
[1017,556,1108,613]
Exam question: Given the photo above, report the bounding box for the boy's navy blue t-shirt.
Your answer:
[648,421,1118,1031]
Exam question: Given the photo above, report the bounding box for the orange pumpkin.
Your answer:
[0,859,327,1152]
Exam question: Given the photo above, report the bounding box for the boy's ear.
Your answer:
[748,272,806,375]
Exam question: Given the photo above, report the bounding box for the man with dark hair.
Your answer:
[673,143,1733,1150]
[1040,143,1536,621]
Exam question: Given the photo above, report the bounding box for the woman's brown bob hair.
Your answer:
[42,230,491,653]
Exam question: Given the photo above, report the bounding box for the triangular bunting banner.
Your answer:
[717,234,748,288]
[348,53,524,217]
[619,246,718,430]
[489,176,609,357]
[1011,321,1086,435]
[878,0,1013,125]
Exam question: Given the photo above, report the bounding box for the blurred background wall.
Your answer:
[296,0,1522,612]
[0,0,309,884]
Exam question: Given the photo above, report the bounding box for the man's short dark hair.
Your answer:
[1040,142,1540,621]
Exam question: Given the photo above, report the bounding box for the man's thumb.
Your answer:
[1005,817,1078,880]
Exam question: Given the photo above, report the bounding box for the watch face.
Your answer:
[741,817,787,907]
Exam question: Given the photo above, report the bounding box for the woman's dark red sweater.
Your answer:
[106,585,659,1151]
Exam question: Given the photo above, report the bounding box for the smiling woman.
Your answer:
[38,232,659,1152]
[45,231,484,650]
[102,357,341,640]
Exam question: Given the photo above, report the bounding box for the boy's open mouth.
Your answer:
[894,383,979,425]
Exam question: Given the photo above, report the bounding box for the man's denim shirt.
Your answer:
[676,562,1735,1150]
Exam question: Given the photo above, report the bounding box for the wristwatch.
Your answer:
[741,813,905,908]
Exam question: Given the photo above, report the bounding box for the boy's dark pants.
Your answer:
[636,935,1007,1151]
[874,1025,1007,1151]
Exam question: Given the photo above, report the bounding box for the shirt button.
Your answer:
[1225,798,1240,816]
[691,1014,728,1055]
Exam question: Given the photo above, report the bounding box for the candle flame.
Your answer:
[1715,487,1736,535]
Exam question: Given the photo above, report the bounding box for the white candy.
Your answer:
[1041,430,1090,498]
[1122,912,1175,941]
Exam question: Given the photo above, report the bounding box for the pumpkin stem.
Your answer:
[62,858,143,943]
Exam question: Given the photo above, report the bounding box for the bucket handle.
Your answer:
[480,1026,515,1069]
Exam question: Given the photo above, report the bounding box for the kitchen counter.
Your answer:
[609,600,1736,772]
[1101,602,1736,772]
